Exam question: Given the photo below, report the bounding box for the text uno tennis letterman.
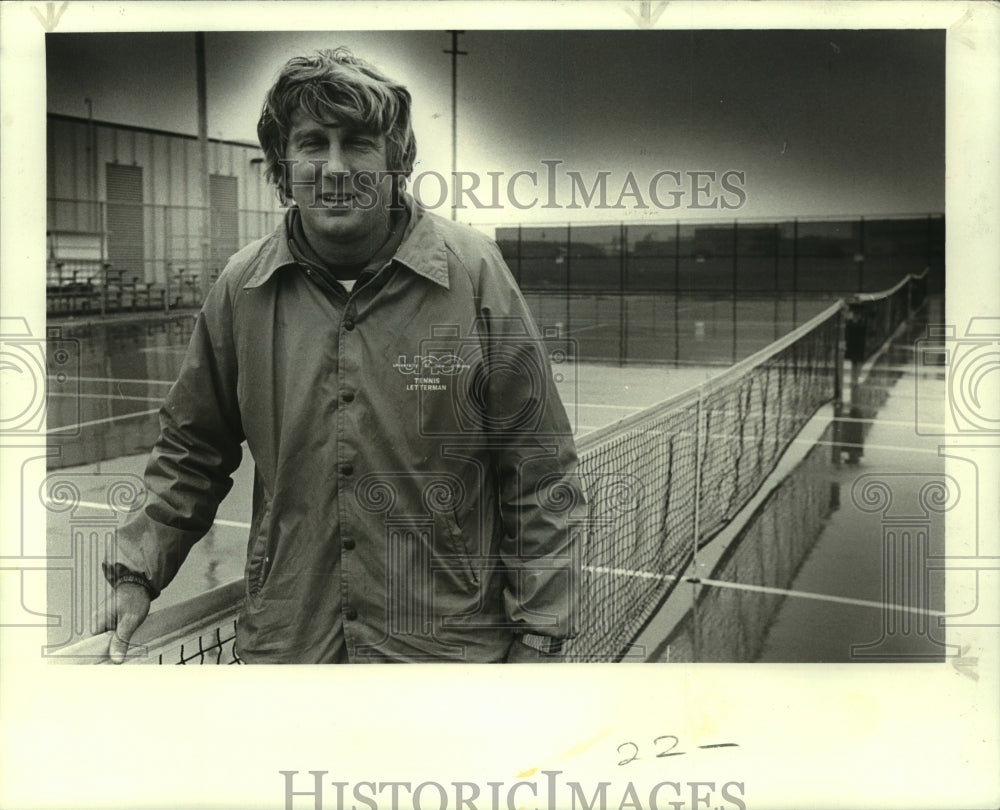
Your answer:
[110,191,585,663]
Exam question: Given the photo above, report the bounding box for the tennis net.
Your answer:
[563,301,842,661]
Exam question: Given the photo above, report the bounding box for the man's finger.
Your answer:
[109,610,144,664]
[106,587,151,664]
[88,602,109,636]
[116,606,145,642]
[108,626,130,664]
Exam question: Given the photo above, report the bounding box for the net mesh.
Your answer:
[852,270,927,362]
[659,427,837,662]
[168,619,243,665]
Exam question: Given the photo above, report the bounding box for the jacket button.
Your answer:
[344,607,358,621]
[341,464,354,476]
[343,538,356,550]
[342,391,354,403]
[343,319,355,331]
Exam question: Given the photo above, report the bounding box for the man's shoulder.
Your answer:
[216,226,286,287]
[421,207,504,268]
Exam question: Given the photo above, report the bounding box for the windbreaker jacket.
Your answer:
[110,196,584,663]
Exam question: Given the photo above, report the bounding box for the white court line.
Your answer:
[48,409,160,433]
[48,375,175,386]
[575,402,649,412]
[47,392,165,403]
[729,433,946,459]
[695,576,948,617]
[795,436,943,458]
[836,414,945,433]
[584,565,947,618]
[43,496,251,531]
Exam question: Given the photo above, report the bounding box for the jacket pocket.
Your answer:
[246,495,274,599]
[443,510,480,589]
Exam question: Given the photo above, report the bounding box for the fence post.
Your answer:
[99,202,107,317]
[792,218,799,326]
[833,306,845,406]
[516,223,522,287]
[773,223,781,341]
[165,205,173,311]
[565,223,571,298]
[619,222,627,366]
[732,219,738,363]
[857,216,866,292]
[619,222,626,295]
[674,220,681,364]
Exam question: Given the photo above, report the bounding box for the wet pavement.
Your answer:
[636,298,951,662]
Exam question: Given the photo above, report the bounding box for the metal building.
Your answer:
[46,112,282,311]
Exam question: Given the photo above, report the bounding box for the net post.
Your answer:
[692,384,704,563]
[691,572,701,663]
[690,385,705,661]
[846,301,865,406]
[832,301,846,465]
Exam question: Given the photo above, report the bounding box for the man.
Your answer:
[95,48,584,664]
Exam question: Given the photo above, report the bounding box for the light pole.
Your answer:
[196,32,210,296]
[443,31,467,221]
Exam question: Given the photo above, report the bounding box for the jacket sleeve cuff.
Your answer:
[102,561,159,600]
[519,633,565,655]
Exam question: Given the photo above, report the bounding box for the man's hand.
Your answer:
[505,637,563,664]
[90,583,151,664]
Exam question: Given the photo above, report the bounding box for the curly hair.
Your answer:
[257,48,417,195]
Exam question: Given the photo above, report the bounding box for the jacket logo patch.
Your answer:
[394,354,469,392]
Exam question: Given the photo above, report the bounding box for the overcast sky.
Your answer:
[46,29,944,225]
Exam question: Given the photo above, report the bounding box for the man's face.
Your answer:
[284,111,395,251]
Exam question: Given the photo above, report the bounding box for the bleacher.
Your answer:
[46,230,217,317]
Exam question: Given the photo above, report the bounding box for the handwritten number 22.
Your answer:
[617,735,681,765]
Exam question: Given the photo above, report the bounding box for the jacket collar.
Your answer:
[243,192,450,290]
